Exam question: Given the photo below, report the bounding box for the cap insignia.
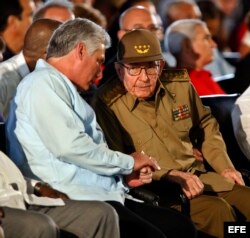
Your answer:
[134,45,150,54]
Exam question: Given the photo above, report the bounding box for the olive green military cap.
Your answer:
[117,29,163,64]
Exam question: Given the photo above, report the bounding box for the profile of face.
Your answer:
[115,60,164,100]
[213,0,238,16]
[190,24,217,68]
[15,0,35,52]
[75,43,105,91]
[168,3,201,23]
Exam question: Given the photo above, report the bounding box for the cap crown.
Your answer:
[117,29,163,64]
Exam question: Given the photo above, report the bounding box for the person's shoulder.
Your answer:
[96,77,126,106]
[0,54,20,73]
[161,68,190,83]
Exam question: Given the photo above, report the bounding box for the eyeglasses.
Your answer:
[119,63,160,76]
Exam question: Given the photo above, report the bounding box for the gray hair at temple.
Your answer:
[46,18,111,59]
[165,19,206,57]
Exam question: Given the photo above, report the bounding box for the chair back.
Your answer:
[201,94,250,170]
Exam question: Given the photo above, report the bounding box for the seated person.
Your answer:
[234,11,250,94]
[165,19,226,96]
[100,5,163,86]
[10,18,196,238]
[92,29,250,238]
[232,85,250,161]
[0,150,119,238]
[0,18,61,120]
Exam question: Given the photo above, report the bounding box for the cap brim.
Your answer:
[118,54,164,64]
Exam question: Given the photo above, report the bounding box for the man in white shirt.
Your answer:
[0,151,120,238]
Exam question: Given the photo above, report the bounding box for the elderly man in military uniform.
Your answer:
[92,29,250,238]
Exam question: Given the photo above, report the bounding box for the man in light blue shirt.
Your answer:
[11,18,197,238]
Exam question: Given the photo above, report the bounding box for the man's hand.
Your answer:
[221,168,245,186]
[131,151,161,172]
[34,183,69,200]
[125,166,153,188]
[167,170,204,199]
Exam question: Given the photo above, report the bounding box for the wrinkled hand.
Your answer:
[125,166,153,188]
[193,148,204,162]
[131,152,161,172]
[168,170,204,199]
[37,183,69,200]
[221,168,245,186]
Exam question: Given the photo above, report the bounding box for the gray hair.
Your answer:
[165,19,206,57]
[46,18,111,59]
[33,0,74,21]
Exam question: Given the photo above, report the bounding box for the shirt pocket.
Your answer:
[172,117,193,141]
[130,128,153,151]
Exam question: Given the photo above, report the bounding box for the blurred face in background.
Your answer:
[213,0,238,16]
[118,7,163,41]
[191,24,217,69]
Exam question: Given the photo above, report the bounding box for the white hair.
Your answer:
[164,19,206,57]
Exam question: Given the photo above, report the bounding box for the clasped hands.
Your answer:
[125,151,161,188]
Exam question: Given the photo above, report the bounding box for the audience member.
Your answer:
[231,86,250,162]
[0,19,61,120]
[100,6,163,86]
[233,11,250,94]
[162,0,201,30]
[92,28,250,238]
[11,18,196,238]
[0,150,120,238]
[160,0,201,67]
[165,19,226,96]
[238,10,250,57]
[73,2,107,87]
[105,0,162,66]
[0,0,35,61]
[73,3,107,28]
[33,0,75,22]
[197,0,235,78]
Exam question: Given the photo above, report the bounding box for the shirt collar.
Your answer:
[15,52,30,78]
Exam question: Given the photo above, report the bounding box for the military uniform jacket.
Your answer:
[93,69,235,192]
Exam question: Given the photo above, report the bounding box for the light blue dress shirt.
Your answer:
[14,59,134,204]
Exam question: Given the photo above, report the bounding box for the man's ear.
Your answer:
[76,42,86,60]
[159,60,165,71]
[183,38,193,54]
[7,15,19,30]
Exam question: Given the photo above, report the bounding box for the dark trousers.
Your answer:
[107,199,197,238]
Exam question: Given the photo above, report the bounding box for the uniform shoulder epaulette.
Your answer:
[161,69,190,82]
[99,78,126,105]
